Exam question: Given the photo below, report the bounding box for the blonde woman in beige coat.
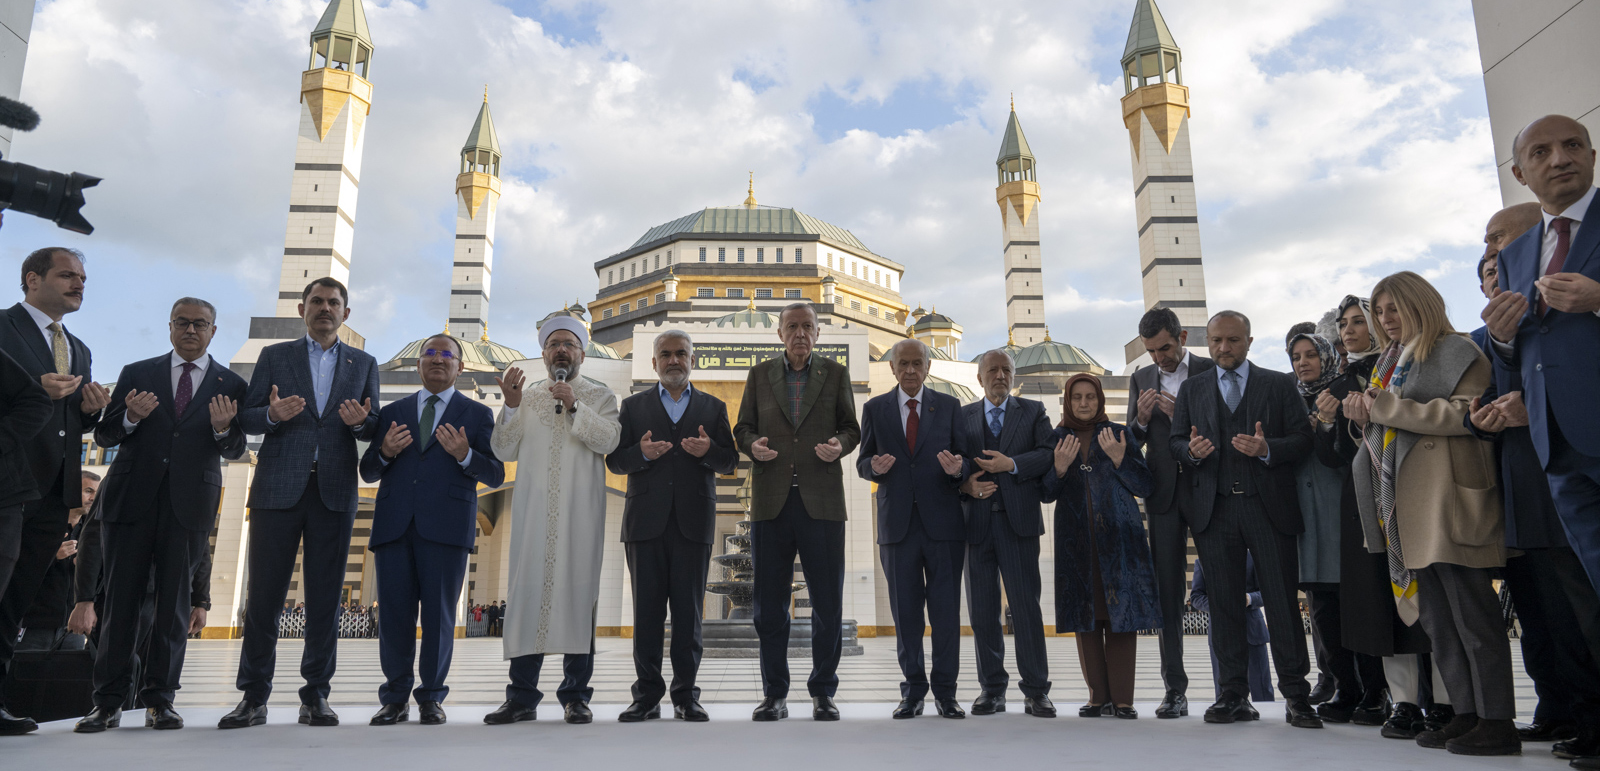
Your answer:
[1342,271,1517,757]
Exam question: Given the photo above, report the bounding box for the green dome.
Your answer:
[925,374,975,402]
[910,311,958,333]
[385,334,499,373]
[713,308,780,328]
[1012,338,1106,375]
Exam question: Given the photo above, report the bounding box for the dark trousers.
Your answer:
[625,513,711,707]
[1206,626,1274,702]
[1413,563,1515,720]
[1146,506,1190,695]
[1077,621,1137,706]
[1306,588,1385,697]
[93,479,206,709]
[373,521,470,705]
[0,504,23,609]
[1191,494,1310,701]
[965,509,1050,699]
[1502,548,1600,724]
[1545,418,1600,593]
[0,493,69,709]
[750,487,845,699]
[880,513,965,702]
[235,473,356,704]
[507,641,595,709]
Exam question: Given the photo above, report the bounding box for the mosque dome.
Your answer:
[713,306,781,329]
[627,205,876,255]
[384,333,515,373]
[924,374,975,402]
[1011,329,1107,375]
[909,309,958,334]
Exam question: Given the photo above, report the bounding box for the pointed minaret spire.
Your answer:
[743,172,758,208]
[995,101,1046,346]
[1119,0,1208,363]
[451,91,503,343]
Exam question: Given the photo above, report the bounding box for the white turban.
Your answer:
[539,316,588,350]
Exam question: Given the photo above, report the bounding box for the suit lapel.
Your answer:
[7,304,55,373]
[397,393,422,455]
[1560,191,1600,277]
[324,345,356,420]
[996,396,1024,450]
[794,358,828,428]
[287,338,316,412]
[766,359,793,427]
[430,391,470,450]
[885,395,914,458]
[153,355,177,420]
[965,403,984,456]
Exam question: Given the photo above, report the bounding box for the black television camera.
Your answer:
[0,95,99,234]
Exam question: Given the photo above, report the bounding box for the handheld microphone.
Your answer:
[554,368,569,414]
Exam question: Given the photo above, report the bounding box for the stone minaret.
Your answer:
[450,91,501,342]
[996,99,1046,346]
[1121,0,1208,358]
[274,0,375,317]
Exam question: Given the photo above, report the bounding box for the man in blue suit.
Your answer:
[360,334,503,727]
[222,277,381,729]
[856,338,971,720]
[958,349,1056,718]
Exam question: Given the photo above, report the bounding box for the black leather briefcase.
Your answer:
[2,635,96,724]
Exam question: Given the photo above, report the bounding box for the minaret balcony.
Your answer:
[301,67,373,107]
[455,172,501,196]
[995,179,1040,204]
[1120,81,1188,119]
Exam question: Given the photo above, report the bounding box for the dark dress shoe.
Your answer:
[1024,695,1056,718]
[1381,702,1426,739]
[619,701,661,722]
[145,706,184,730]
[1447,718,1521,756]
[1079,702,1108,718]
[1204,693,1250,724]
[811,696,838,721]
[1285,699,1323,729]
[74,707,122,733]
[1114,705,1139,720]
[563,701,593,724]
[418,702,445,726]
[0,706,37,735]
[934,698,965,719]
[1520,719,1578,742]
[1308,678,1335,705]
[751,697,788,722]
[369,703,409,726]
[1422,703,1456,734]
[1351,689,1391,726]
[299,698,339,726]
[483,699,536,725]
[1555,733,1600,760]
[1417,712,1478,749]
[892,699,924,719]
[676,700,710,722]
[1316,690,1359,723]
[218,699,268,729]
[1155,691,1188,719]
[1574,757,1600,770]
[971,693,1005,715]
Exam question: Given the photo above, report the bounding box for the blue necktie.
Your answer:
[1222,370,1242,413]
[988,405,1003,436]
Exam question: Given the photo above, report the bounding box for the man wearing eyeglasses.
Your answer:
[359,334,503,727]
[73,297,246,732]
[223,277,381,729]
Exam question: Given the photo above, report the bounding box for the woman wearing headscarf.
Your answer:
[1042,374,1159,719]
[1316,295,1441,737]
[1343,271,1515,757]
[1290,331,1387,725]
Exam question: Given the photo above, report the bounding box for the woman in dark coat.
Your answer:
[1042,374,1160,719]
[1314,294,1435,738]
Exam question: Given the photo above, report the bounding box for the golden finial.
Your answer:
[747,296,755,310]
[1010,92,1014,111]
[481,322,489,342]
[484,84,489,102]
[743,172,758,208]
[1007,325,1015,347]
[1044,326,1052,342]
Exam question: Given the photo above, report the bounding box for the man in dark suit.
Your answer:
[0,247,109,735]
[957,348,1055,718]
[1127,307,1215,719]
[734,302,860,722]
[71,297,246,732]
[1168,310,1320,728]
[222,277,381,729]
[857,338,970,720]
[359,333,503,728]
[0,347,51,609]
[607,330,738,723]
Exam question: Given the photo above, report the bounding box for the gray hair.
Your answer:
[888,338,930,364]
[778,302,818,326]
[977,348,1015,370]
[1208,309,1252,335]
[171,297,217,321]
[653,329,694,357]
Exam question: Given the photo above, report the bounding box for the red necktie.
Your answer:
[905,398,919,452]
[1539,217,1574,315]
[175,362,197,417]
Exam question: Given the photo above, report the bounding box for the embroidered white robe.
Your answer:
[491,376,621,657]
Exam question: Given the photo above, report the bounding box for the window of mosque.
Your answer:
[785,289,802,299]
[655,292,666,303]
[607,270,613,285]
[775,248,783,263]
[874,270,880,283]
[638,297,649,309]
[697,288,713,298]
[631,264,637,278]
[727,288,745,299]
[654,254,660,269]
[826,253,833,268]
[622,303,630,313]
[699,247,707,262]
[756,289,773,299]
[868,306,878,317]
[850,300,862,311]
[603,309,614,319]
[757,248,765,263]
[666,250,672,264]
[850,263,857,277]
[718,248,726,262]
[738,248,745,263]
[1175,237,1180,244]
[794,248,803,263]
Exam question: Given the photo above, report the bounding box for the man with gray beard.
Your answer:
[606,331,738,723]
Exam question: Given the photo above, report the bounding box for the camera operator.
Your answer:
[0,246,109,735]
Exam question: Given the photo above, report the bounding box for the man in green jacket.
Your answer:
[734,302,860,723]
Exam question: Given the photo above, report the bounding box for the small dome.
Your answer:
[586,339,621,359]
[713,308,781,328]
[471,338,527,371]
[384,334,498,373]
[910,311,958,333]
[821,274,837,284]
[911,305,927,317]
[924,374,975,402]
[1012,338,1106,374]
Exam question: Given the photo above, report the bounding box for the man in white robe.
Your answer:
[483,316,620,726]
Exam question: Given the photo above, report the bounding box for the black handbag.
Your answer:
[2,633,96,724]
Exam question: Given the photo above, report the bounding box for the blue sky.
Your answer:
[6,0,1505,381]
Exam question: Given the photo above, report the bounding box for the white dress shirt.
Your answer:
[21,300,71,370]
[123,352,229,437]
[895,385,925,435]
[382,386,473,468]
[1492,185,1600,354]
[1135,351,1193,432]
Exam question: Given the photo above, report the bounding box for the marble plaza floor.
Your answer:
[4,635,1551,770]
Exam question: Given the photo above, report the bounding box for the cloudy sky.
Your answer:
[6,0,1504,379]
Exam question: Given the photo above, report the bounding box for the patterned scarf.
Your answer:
[1362,341,1420,623]
[1289,332,1340,399]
